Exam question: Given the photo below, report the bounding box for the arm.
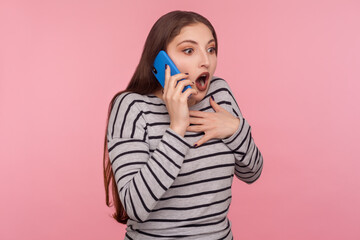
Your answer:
[187,78,263,184]
[107,93,190,222]
[220,80,264,184]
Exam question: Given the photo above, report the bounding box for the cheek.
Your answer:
[173,58,193,73]
[211,62,217,74]
[210,57,217,73]
[167,50,189,73]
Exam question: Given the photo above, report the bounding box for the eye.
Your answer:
[207,47,216,54]
[182,48,194,55]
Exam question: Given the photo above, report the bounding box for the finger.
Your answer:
[189,116,205,125]
[189,110,207,117]
[168,73,190,90]
[174,79,195,95]
[210,96,222,112]
[164,64,171,93]
[182,87,198,100]
[177,79,195,89]
[187,124,204,132]
[194,134,212,148]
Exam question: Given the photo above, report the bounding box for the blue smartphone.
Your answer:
[152,50,191,92]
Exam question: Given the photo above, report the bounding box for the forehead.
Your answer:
[172,23,214,43]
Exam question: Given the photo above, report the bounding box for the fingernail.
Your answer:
[192,81,195,85]
[185,73,189,75]
[211,95,215,101]
[165,64,168,69]
[194,144,198,148]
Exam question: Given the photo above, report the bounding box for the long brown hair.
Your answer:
[103,10,218,224]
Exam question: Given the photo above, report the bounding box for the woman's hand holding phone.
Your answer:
[163,65,198,137]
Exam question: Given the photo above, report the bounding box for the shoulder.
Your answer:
[112,92,160,114]
[208,76,233,93]
[108,92,149,139]
[208,76,233,99]
[112,92,146,109]
[109,92,146,129]
[208,76,242,116]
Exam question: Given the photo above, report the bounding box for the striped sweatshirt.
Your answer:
[107,77,263,240]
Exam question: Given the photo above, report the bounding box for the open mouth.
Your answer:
[195,72,210,91]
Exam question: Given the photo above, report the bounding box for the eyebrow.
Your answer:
[176,39,215,46]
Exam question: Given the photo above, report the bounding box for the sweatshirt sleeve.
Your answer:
[217,80,264,184]
[107,93,190,222]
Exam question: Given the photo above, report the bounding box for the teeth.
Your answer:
[196,73,208,88]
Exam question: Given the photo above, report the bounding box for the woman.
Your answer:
[103,10,263,239]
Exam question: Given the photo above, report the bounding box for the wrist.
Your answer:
[226,117,240,138]
[170,124,186,137]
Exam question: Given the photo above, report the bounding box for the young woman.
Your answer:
[103,10,263,240]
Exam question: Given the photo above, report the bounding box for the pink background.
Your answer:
[1,0,359,239]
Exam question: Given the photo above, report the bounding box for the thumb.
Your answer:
[210,95,222,112]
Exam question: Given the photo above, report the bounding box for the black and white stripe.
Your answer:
[107,77,263,239]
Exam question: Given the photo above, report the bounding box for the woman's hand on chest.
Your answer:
[187,97,240,147]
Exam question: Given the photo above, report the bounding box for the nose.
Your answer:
[199,50,210,68]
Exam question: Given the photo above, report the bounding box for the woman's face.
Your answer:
[166,22,217,105]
